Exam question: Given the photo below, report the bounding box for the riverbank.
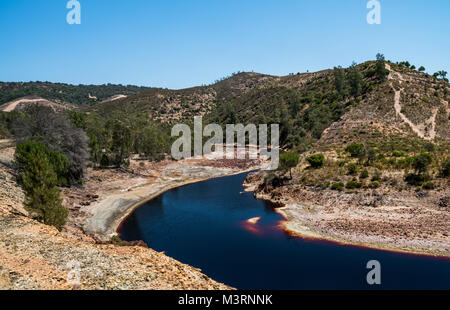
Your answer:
[244,172,450,258]
[78,159,260,240]
[52,146,261,242]
[0,142,242,289]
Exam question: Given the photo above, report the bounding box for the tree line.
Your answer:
[9,105,171,230]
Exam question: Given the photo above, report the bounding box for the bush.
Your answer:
[15,141,70,186]
[371,170,382,181]
[405,173,429,186]
[331,182,345,191]
[100,153,110,168]
[13,106,89,183]
[360,169,369,179]
[366,148,376,165]
[280,152,300,178]
[345,143,366,158]
[0,122,8,138]
[422,182,435,190]
[392,150,406,157]
[15,141,67,230]
[139,125,169,161]
[424,142,435,152]
[306,154,325,168]
[396,157,414,169]
[441,158,450,178]
[347,163,358,175]
[346,181,363,189]
[320,182,330,189]
[412,153,433,174]
[110,235,123,246]
[263,173,284,188]
[369,181,381,188]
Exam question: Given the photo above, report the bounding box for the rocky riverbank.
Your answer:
[62,156,260,241]
[1,142,258,290]
[244,171,450,258]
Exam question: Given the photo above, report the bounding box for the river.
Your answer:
[118,172,450,289]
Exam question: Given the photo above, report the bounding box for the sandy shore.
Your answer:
[78,159,260,241]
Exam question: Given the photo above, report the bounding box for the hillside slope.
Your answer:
[317,63,449,148]
[87,72,276,121]
[0,96,77,113]
[0,82,149,107]
[245,63,449,256]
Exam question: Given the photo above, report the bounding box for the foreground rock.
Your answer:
[0,210,230,290]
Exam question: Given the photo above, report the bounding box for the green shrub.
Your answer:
[422,182,435,190]
[397,157,414,169]
[345,143,366,158]
[346,181,363,189]
[347,163,358,175]
[360,169,369,179]
[306,154,325,168]
[371,170,382,181]
[412,153,433,174]
[280,152,300,178]
[15,141,68,231]
[405,173,429,186]
[100,154,110,167]
[424,142,435,153]
[320,182,330,189]
[110,235,123,246]
[392,150,406,157]
[441,158,450,178]
[15,141,70,186]
[331,182,345,191]
[366,148,376,165]
[369,181,381,188]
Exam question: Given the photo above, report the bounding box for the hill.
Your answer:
[87,72,277,120]
[0,81,149,107]
[241,61,449,256]
[0,96,77,113]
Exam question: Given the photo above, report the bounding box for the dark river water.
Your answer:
[118,172,450,289]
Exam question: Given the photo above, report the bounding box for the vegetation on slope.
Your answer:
[14,141,68,230]
[0,81,149,106]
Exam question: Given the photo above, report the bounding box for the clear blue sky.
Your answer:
[0,0,448,89]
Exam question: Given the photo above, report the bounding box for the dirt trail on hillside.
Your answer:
[101,94,127,103]
[2,98,49,112]
[386,64,438,141]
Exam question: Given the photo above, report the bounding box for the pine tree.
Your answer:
[348,62,363,97]
[280,152,299,179]
[15,141,68,231]
[333,66,345,97]
[375,53,388,82]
